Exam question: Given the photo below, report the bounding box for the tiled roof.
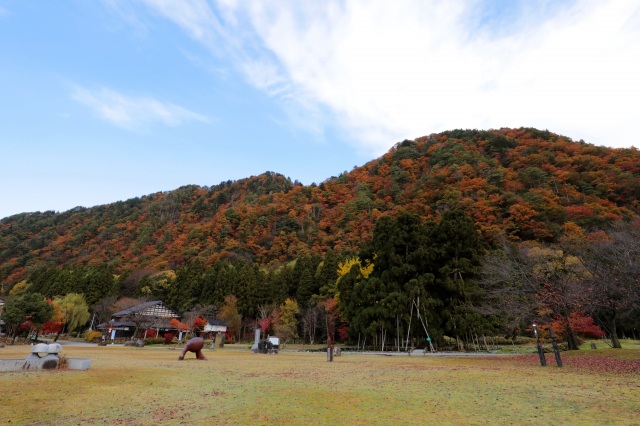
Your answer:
[112,300,163,317]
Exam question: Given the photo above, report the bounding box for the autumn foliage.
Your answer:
[1,128,638,348]
[1,128,637,285]
[546,312,605,340]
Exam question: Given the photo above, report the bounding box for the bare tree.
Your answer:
[182,304,216,337]
[302,302,322,344]
[91,295,118,327]
[479,238,539,339]
[577,222,640,348]
[257,304,275,334]
[480,238,588,350]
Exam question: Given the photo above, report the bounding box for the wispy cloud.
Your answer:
[71,86,209,130]
[110,0,640,151]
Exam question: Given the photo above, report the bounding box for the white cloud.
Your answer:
[72,86,209,130]
[115,0,640,152]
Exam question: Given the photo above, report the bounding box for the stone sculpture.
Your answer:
[0,343,91,371]
[178,337,207,360]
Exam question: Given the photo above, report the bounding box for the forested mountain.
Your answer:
[2,127,639,289]
[2,127,639,349]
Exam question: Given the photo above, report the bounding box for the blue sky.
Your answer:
[1,1,639,219]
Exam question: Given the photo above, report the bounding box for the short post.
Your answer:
[209,334,216,350]
[548,328,563,367]
[533,324,546,367]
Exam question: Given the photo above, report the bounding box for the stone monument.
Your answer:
[0,343,91,371]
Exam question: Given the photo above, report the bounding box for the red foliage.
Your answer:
[562,355,640,375]
[144,329,158,338]
[546,312,605,339]
[169,318,188,331]
[338,325,349,342]
[193,317,207,332]
[497,354,640,375]
[40,319,63,334]
[257,317,272,333]
[18,320,32,333]
[163,333,175,344]
[564,205,595,218]
[568,313,605,338]
[40,299,63,334]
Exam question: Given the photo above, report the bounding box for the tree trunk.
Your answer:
[564,319,580,350]
[396,314,400,352]
[609,317,622,349]
[54,325,65,342]
[405,302,414,352]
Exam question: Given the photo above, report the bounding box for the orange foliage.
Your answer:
[1,128,638,285]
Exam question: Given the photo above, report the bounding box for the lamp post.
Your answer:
[532,324,546,366]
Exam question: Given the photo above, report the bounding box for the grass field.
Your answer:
[1,342,639,425]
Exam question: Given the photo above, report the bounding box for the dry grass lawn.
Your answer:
[1,343,639,425]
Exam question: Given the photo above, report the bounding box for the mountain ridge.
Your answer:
[1,127,639,287]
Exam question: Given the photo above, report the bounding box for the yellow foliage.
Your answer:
[360,261,374,279]
[526,245,589,280]
[337,258,360,277]
[332,257,374,305]
[8,280,30,296]
[84,330,103,342]
[279,298,300,329]
[337,257,374,279]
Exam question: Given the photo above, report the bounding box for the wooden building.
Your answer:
[99,300,180,340]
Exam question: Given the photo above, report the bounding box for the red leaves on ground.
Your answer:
[493,354,640,375]
[563,355,640,375]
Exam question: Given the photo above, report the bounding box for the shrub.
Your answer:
[143,337,164,345]
[163,333,175,344]
[84,330,103,343]
[144,329,158,338]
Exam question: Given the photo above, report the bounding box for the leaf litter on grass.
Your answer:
[1,345,639,425]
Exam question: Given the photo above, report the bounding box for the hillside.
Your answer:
[1,127,639,288]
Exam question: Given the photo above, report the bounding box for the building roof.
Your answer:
[112,300,165,317]
[206,318,228,326]
[97,318,176,330]
[99,300,180,331]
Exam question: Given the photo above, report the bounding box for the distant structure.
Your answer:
[98,300,180,340]
[203,318,227,335]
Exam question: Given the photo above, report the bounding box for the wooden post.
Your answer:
[533,324,546,367]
